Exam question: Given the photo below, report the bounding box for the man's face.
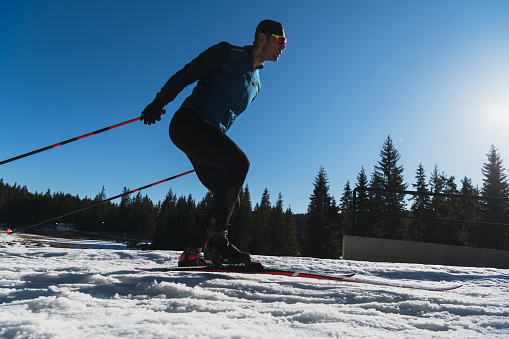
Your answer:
[264,34,286,62]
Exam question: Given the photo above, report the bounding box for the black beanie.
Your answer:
[255,20,285,38]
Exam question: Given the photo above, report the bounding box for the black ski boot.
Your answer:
[178,245,206,267]
[203,226,251,266]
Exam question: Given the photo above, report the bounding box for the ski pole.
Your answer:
[0,110,165,166]
[4,169,194,235]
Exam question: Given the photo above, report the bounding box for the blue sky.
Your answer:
[2,0,509,214]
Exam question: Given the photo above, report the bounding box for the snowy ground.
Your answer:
[1,233,508,338]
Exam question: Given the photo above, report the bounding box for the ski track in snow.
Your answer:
[1,233,508,338]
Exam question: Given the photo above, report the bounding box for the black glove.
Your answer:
[141,99,165,125]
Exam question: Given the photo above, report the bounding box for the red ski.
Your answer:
[135,263,355,281]
[135,263,462,291]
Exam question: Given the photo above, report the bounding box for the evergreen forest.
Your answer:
[1,136,508,257]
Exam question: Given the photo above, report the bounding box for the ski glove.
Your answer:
[141,99,165,125]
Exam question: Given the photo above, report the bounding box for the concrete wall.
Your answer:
[342,235,509,269]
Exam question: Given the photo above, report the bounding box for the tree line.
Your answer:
[335,136,509,253]
[1,135,508,257]
[0,180,300,256]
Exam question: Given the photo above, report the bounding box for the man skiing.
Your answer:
[140,20,286,267]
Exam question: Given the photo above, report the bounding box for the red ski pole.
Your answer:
[0,110,165,166]
[4,169,195,235]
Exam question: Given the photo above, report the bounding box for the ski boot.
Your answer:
[203,225,251,266]
[178,245,206,267]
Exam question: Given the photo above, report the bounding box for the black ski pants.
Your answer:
[169,106,249,247]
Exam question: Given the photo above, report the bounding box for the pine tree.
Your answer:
[325,196,342,258]
[457,176,481,246]
[0,179,6,212]
[95,187,106,201]
[411,163,431,213]
[409,163,430,241]
[184,194,197,246]
[369,136,408,239]
[11,184,32,227]
[304,167,329,257]
[339,180,352,235]
[303,167,341,258]
[429,164,445,217]
[281,206,300,256]
[131,193,157,240]
[426,164,447,243]
[196,191,213,218]
[480,145,509,249]
[118,187,133,234]
[353,166,370,236]
[251,188,271,254]
[270,193,286,255]
[481,145,509,222]
[151,189,178,249]
[441,175,462,245]
[229,185,253,252]
[195,190,213,242]
[92,186,110,232]
[173,194,196,250]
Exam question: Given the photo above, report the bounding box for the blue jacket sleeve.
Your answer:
[155,42,232,105]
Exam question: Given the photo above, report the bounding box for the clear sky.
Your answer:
[2,0,509,214]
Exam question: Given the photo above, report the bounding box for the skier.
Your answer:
[140,20,286,266]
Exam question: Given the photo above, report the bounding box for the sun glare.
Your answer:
[474,82,509,129]
[460,51,509,131]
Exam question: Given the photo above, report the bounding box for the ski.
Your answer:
[135,265,356,280]
[135,264,462,291]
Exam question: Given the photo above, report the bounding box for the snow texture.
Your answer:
[1,233,508,338]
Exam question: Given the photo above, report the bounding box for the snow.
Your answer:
[1,233,508,338]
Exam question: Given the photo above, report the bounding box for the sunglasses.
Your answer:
[267,33,287,46]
